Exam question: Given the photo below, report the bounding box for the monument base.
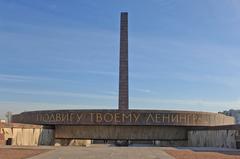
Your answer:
[10,109,238,148]
[1,123,239,148]
[54,139,91,146]
[55,125,187,140]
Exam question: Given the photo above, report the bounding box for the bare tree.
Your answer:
[5,111,12,123]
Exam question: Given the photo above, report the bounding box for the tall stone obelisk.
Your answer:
[118,12,129,110]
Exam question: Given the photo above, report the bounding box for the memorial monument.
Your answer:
[12,12,235,146]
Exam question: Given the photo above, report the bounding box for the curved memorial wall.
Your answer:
[12,109,235,126]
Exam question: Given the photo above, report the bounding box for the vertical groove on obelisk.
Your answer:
[118,12,129,110]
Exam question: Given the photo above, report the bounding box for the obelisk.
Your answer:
[118,12,129,110]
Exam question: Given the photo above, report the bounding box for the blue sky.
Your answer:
[1,0,240,118]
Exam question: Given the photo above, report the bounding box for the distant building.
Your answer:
[0,119,6,123]
[221,109,240,124]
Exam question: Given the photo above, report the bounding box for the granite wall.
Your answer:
[1,123,240,148]
[187,125,240,149]
[0,123,54,146]
[55,125,187,140]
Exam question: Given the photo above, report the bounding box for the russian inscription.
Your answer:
[33,111,208,125]
[12,110,235,126]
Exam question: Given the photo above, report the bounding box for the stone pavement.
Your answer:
[27,144,175,159]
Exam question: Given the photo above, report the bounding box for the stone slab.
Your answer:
[12,109,235,126]
[27,146,174,159]
[1,125,54,146]
[55,125,187,140]
[188,129,237,148]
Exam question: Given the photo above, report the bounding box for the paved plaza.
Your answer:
[1,145,240,159]
[27,145,240,159]
[28,145,174,159]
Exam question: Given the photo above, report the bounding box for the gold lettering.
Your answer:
[61,113,69,122]
[146,114,154,123]
[43,114,50,122]
[69,113,75,122]
[90,113,94,122]
[171,114,178,123]
[96,113,102,122]
[114,113,121,122]
[195,115,202,123]
[192,114,197,124]
[133,113,140,122]
[179,114,187,123]
[50,114,55,121]
[104,113,113,122]
[56,113,61,122]
[122,113,131,122]
[77,113,83,121]
[155,114,162,122]
[162,114,170,123]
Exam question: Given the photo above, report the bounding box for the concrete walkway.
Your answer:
[28,145,175,159]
